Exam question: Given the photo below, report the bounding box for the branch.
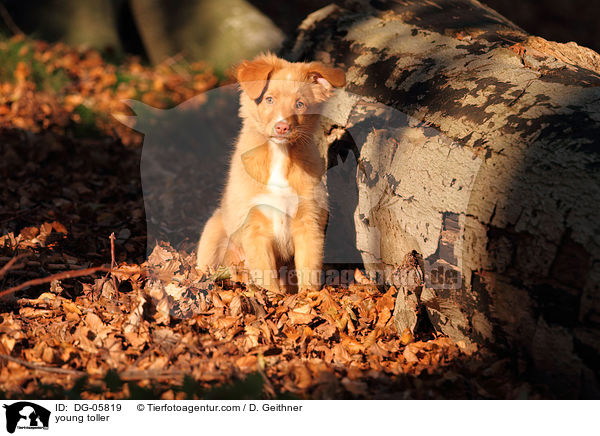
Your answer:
[0,3,23,36]
[0,353,85,376]
[0,254,28,279]
[0,353,186,380]
[0,266,110,299]
[110,232,119,297]
[118,370,187,381]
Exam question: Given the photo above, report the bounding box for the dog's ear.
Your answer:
[307,63,346,90]
[237,58,274,101]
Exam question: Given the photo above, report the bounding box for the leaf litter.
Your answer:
[0,36,544,399]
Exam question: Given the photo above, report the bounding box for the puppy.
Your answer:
[196,53,345,294]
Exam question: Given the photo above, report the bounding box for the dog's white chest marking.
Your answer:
[253,141,298,251]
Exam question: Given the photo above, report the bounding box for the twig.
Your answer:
[0,353,85,376]
[423,0,443,10]
[109,232,119,298]
[0,353,186,380]
[131,343,157,367]
[0,205,41,225]
[94,233,119,301]
[258,367,276,399]
[0,266,110,299]
[118,370,187,381]
[0,254,28,279]
[0,3,23,36]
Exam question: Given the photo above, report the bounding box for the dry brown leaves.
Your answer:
[0,35,540,400]
[0,35,218,146]
[2,241,529,399]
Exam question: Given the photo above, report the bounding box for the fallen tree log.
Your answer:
[287,0,600,398]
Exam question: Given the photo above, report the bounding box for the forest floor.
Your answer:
[0,36,547,399]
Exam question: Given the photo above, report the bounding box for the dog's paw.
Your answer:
[298,283,321,293]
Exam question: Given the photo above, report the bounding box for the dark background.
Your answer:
[1,0,598,71]
[483,0,600,53]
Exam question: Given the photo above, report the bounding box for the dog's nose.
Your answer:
[274,121,290,135]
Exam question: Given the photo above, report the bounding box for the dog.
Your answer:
[196,53,345,294]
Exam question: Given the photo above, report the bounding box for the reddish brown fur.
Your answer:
[197,53,345,293]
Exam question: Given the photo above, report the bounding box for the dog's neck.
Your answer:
[267,139,290,189]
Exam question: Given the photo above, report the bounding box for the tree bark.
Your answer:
[130,0,285,71]
[6,0,122,52]
[287,0,600,398]
[129,0,175,65]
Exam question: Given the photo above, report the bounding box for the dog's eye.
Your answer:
[295,100,305,109]
[265,96,274,104]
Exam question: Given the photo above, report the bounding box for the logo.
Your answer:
[3,402,50,433]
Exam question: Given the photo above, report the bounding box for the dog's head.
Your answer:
[236,53,345,145]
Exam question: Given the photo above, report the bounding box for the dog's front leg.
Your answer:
[291,202,325,291]
[240,207,280,294]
